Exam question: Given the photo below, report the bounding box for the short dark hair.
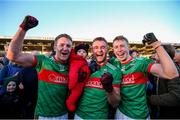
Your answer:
[162,44,175,59]
[92,37,108,45]
[55,34,72,43]
[113,35,129,44]
[75,43,89,54]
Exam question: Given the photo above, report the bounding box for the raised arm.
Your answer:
[7,15,39,67]
[143,33,179,79]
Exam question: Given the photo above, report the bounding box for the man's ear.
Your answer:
[53,43,57,51]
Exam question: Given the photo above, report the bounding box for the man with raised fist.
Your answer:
[111,33,179,119]
[74,37,122,119]
[7,15,73,119]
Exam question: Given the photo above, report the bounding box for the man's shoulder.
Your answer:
[106,62,118,71]
[133,57,154,64]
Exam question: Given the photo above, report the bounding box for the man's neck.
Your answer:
[54,55,67,64]
[97,60,107,67]
[121,56,133,64]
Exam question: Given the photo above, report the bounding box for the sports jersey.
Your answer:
[111,57,153,119]
[34,55,69,117]
[76,62,122,119]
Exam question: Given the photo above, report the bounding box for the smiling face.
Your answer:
[54,37,72,63]
[6,81,17,93]
[92,40,108,66]
[113,39,131,63]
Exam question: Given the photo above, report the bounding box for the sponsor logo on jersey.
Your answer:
[121,72,147,85]
[38,68,68,84]
[85,78,103,89]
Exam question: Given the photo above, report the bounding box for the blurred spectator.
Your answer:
[19,67,38,119]
[0,60,4,70]
[0,61,38,118]
[147,44,180,119]
[107,50,115,61]
[0,62,24,95]
[174,49,180,66]
[1,43,10,66]
[0,74,23,119]
[129,49,139,58]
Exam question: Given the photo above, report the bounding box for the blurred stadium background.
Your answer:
[0,36,179,57]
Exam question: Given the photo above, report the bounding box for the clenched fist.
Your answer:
[100,72,113,93]
[20,15,38,31]
[142,33,158,45]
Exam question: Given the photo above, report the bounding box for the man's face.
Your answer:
[92,40,107,65]
[113,40,130,62]
[55,37,72,63]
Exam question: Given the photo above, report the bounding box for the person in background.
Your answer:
[129,49,139,58]
[1,43,10,66]
[147,44,180,119]
[174,49,180,66]
[0,52,5,70]
[75,37,122,119]
[0,74,23,119]
[111,33,179,119]
[19,66,38,119]
[0,62,24,95]
[0,60,4,70]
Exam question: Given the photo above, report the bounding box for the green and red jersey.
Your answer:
[33,55,69,117]
[111,57,154,119]
[76,62,122,119]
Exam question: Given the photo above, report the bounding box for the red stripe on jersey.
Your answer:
[148,63,154,73]
[38,68,68,85]
[32,56,37,67]
[121,72,148,85]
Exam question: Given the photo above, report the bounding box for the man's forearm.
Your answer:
[107,88,120,108]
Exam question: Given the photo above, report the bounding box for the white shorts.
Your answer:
[38,113,68,120]
[74,114,83,120]
[115,109,150,120]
